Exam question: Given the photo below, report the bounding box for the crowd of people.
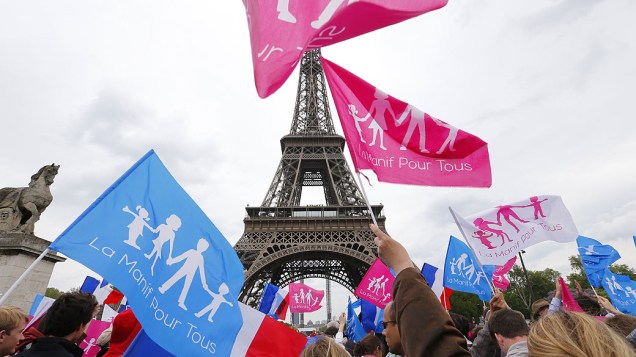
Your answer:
[2,223,636,356]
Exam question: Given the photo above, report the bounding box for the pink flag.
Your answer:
[452,195,579,265]
[243,0,448,98]
[491,256,517,290]
[288,282,325,313]
[354,258,395,309]
[78,320,111,357]
[321,58,492,187]
[559,277,584,313]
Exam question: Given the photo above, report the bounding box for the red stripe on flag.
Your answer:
[247,315,306,357]
[103,290,124,305]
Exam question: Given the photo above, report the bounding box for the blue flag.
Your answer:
[360,299,384,334]
[346,298,366,343]
[443,236,492,301]
[49,150,244,356]
[601,270,636,316]
[576,236,621,287]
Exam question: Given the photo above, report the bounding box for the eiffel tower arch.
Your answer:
[234,50,388,308]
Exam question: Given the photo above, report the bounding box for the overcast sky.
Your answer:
[2,0,635,323]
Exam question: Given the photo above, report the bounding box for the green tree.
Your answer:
[449,291,482,321]
[504,265,560,318]
[45,287,64,299]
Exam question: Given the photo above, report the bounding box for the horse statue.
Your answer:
[0,164,60,234]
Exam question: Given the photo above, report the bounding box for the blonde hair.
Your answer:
[0,306,28,332]
[528,310,636,357]
[301,337,350,357]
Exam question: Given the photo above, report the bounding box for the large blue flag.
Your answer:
[576,236,621,287]
[346,298,366,343]
[49,150,244,356]
[443,236,492,301]
[601,270,636,316]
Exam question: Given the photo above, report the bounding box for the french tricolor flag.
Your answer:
[124,303,306,357]
[80,276,124,305]
[257,283,290,320]
[421,263,453,309]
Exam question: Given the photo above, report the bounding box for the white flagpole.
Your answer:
[448,207,496,294]
[356,172,378,226]
[0,248,51,305]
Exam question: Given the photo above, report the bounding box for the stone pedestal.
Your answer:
[0,233,65,311]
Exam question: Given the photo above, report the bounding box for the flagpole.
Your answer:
[448,207,496,294]
[0,248,51,305]
[576,252,600,298]
[356,172,378,226]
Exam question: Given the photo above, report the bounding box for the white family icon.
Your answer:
[347,86,460,154]
[276,0,359,28]
[122,205,233,322]
[449,253,487,286]
[293,288,320,307]
[365,275,391,303]
[605,276,636,298]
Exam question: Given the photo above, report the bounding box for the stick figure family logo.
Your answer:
[276,0,359,28]
[289,283,325,312]
[448,253,487,287]
[353,259,394,308]
[122,204,233,322]
[292,288,320,307]
[364,275,391,303]
[470,196,549,250]
[605,275,636,299]
[347,87,460,154]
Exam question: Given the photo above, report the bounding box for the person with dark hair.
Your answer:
[450,313,470,338]
[15,291,98,357]
[0,306,28,356]
[488,309,528,357]
[371,224,470,356]
[353,334,383,357]
[605,314,636,339]
[574,295,602,316]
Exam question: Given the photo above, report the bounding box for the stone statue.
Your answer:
[0,164,59,234]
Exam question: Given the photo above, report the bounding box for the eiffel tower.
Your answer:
[235,50,387,308]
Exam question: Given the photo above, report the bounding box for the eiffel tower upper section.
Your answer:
[234,50,386,307]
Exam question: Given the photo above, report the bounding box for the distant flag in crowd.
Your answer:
[576,236,621,288]
[80,276,124,305]
[443,236,492,301]
[289,282,324,313]
[48,150,245,356]
[258,283,290,320]
[25,294,54,330]
[79,320,111,357]
[558,277,584,313]
[451,195,579,266]
[421,263,453,307]
[601,270,636,316]
[360,299,384,334]
[101,304,118,323]
[346,298,367,343]
[483,256,517,291]
[243,0,448,98]
[354,258,394,309]
[118,297,130,313]
[421,263,444,297]
[321,57,491,188]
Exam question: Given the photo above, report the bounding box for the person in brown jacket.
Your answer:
[371,224,471,356]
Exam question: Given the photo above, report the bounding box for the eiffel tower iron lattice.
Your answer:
[234,50,388,308]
